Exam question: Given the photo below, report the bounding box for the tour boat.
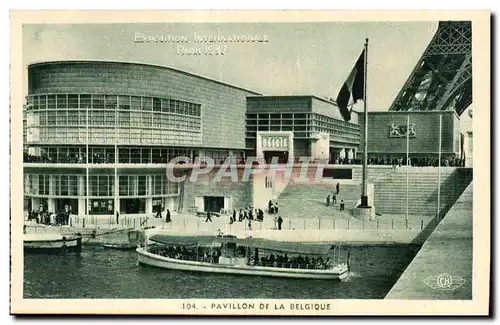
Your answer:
[24,233,83,254]
[136,234,349,280]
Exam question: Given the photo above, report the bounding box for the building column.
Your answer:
[78,199,86,216]
[339,148,346,159]
[48,198,56,214]
[145,198,153,215]
[78,175,85,196]
[165,197,175,212]
[147,175,153,196]
[31,197,40,211]
[49,175,57,196]
[347,149,354,160]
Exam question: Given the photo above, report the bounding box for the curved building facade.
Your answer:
[24,61,260,216]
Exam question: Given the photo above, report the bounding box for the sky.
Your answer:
[22,22,440,112]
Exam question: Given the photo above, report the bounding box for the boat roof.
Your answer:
[148,235,334,256]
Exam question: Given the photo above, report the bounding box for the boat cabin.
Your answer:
[146,235,348,270]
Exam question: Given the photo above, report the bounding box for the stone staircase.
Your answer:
[276,183,362,219]
[373,167,473,216]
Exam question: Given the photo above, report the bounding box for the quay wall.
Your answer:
[385,182,473,300]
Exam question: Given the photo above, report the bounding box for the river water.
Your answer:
[24,245,420,299]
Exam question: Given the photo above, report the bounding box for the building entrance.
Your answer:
[263,150,289,164]
[56,198,79,214]
[203,196,224,213]
[120,198,145,214]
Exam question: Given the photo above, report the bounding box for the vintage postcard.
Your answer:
[10,10,490,315]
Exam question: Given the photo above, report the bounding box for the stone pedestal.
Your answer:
[354,183,376,220]
[353,206,374,221]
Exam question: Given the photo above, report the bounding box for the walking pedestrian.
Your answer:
[166,209,172,223]
[277,216,283,230]
[205,211,212,222]
[116,210,120,225]
[332,193,337,206]
[155,205,162,219]
[326,195,330,207]
[336,183,340,194]
[248,219,252,231]
[340,200,345,211]
[275,202,278,214]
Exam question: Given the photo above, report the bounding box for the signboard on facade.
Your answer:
[389,123,416,138]
[261,136,289,149]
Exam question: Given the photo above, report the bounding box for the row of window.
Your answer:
[246,113,309,120]
[246,113,360,132]
[26,94,202,117]
[27,127,202,145]
[246,100,310,110]
[313,126,360,144]
[24,174,178,197]
[27,110,202,130]
[311,114,360,133]
[246,131,311,138]
[25,147,243,164]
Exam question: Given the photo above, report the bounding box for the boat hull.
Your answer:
[102,243,137,250]
[137,247,348,280]
[24,236,82,254]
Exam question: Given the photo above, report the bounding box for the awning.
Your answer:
[149,235,334,255]
[245,238,334,256]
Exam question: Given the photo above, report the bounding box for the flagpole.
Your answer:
[406,115,409,224]
[86,100,89,219]
[437,114,442,220]
[361,38,369,207]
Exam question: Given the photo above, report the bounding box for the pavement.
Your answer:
[385,183,473,300]
[24,208,435,245]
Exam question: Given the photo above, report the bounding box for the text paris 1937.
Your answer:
[177,44,228,56]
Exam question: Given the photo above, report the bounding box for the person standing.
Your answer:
[248,219,252,231]
[336,183,340,195]
[268,200,272,214]
[166,209,172,223]
[326,195,330,207]
[232,209,236,222]
[340,200,345,211]
[116,210,120,225]
[332,193,337,206]
[277,216,283,230]
[275,202,278,214]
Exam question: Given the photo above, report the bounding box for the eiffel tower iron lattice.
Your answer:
[389,21,472,116]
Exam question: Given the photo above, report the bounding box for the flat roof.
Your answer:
[28,60,262,96]
[247,95,338,106]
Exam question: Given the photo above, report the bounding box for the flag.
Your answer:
[336,50,365,122]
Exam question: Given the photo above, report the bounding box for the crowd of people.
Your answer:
[27,205,72,226]
[326,183,346,211]
[226,202,284,230]
[23,152,114,164]
[330,156,465,167]
[248,253,331,270]
[149,245,222,264]
[25,150,466,168]
[154,206,172,223]
[148,244,332,270]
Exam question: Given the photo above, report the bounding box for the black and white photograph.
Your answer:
[9,10,490,315]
